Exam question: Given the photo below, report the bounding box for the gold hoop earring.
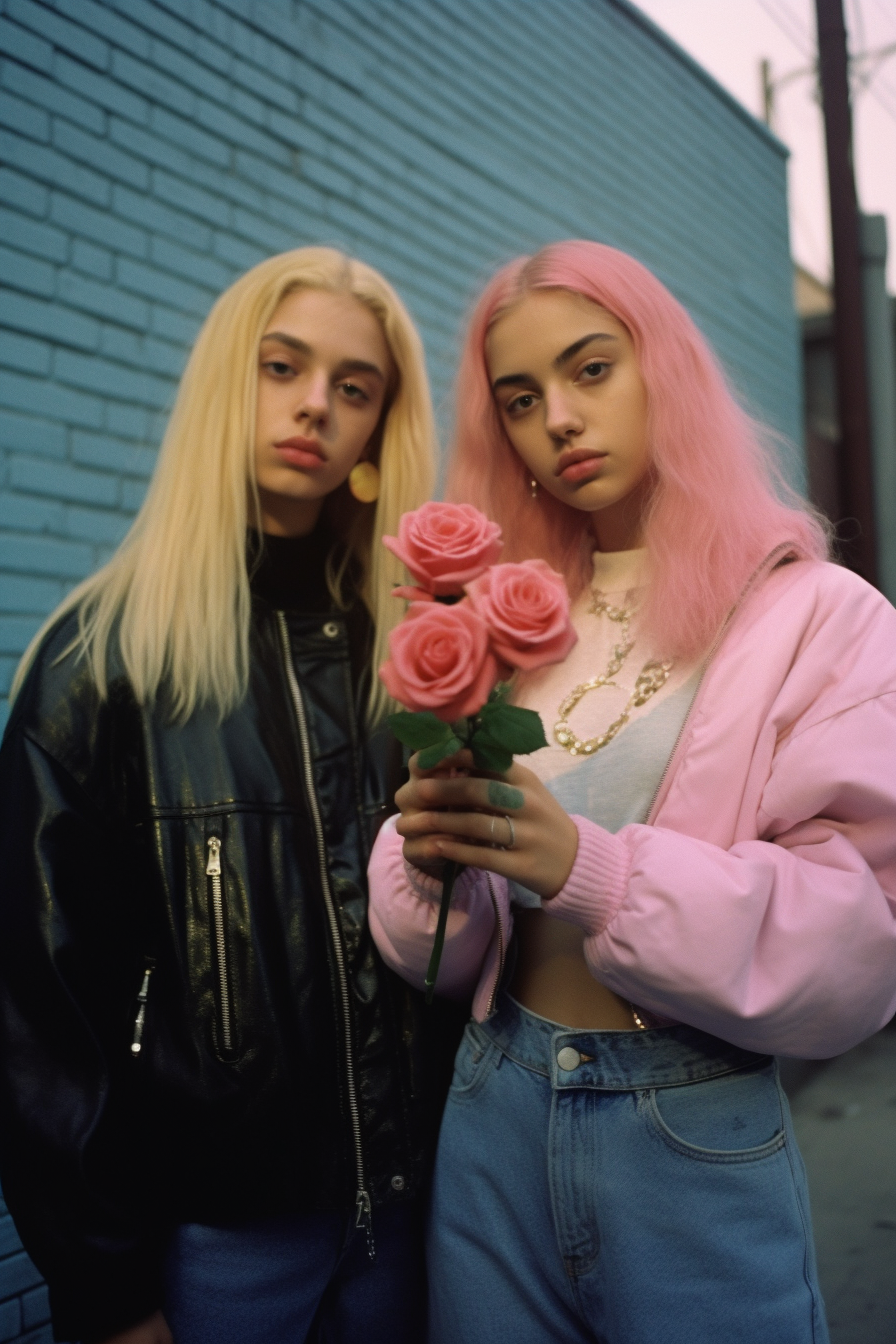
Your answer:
[530,478,538,499]
[348,461,380,503]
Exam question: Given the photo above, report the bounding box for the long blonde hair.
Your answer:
[12,248,436,721]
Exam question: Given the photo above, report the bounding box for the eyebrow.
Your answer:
[491,332,619,391]
[260,331,386,381]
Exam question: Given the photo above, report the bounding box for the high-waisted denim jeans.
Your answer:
[428,993,828,1344]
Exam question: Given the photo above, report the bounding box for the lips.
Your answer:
[273,437,327,470]
[555,448,607,483]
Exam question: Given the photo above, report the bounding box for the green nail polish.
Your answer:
[487,781,524,810]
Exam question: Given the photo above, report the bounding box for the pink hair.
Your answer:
[448,240,828,661]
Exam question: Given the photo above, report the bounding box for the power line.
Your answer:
[755,0,814,59]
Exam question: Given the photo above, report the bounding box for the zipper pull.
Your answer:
[355,1188,375,1261]
[206,836,221,876]
[130,957,156,1056]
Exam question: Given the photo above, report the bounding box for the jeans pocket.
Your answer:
[647,1062,786,1163]
[449,1021,499,1103]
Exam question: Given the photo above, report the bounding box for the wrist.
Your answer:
[540,812,580,901]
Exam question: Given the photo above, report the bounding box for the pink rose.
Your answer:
[465,559,577,670]
[379,601,501,721]
[383,502,503,596]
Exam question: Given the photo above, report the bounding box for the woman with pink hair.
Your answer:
[367,241,896,1342]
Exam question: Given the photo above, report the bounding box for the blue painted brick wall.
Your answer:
[0,0,799,1333]
[0,0,801,738]
[0,1188,50,1343]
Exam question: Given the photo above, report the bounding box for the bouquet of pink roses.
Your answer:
[379,502,576,999]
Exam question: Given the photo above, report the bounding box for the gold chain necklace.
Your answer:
[553,588,673,756]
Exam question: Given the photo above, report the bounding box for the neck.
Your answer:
[589,512,644,553]
[589,481,648,552]
[256,490,324,537]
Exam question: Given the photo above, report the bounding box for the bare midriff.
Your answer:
[509,908,637,1030]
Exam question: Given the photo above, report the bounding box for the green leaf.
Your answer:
[487,681,513,705]
[417,735,463,770]
[477,702,547,754]
[469,729,514,773]
[388,710,455,750]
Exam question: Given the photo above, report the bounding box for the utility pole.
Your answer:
[760,58,774,128]
[815,0,878,584]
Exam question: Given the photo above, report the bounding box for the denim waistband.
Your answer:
[480,992,770,1091]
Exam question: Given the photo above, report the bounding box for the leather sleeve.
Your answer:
[0,725,165,1342]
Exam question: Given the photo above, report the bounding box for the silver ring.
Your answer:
[489,815,515,849]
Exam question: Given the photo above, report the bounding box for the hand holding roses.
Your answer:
[379,502,577,996]
[396,750,579,902]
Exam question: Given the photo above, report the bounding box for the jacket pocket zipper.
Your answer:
[130,957,156,1056]
[206,836,234,1056]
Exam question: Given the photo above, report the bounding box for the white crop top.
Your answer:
[508,546,700,909]
[509,671,699,908]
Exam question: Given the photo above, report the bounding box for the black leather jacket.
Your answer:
[0,575,462,1342]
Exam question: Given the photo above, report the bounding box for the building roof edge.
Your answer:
[610,0,790,159]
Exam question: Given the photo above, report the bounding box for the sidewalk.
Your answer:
[786,1022,896,1344]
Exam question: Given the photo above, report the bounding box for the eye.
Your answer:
[339,381,370,403]
[579,360,610,382]
[261,359,294,378]
[506,392,538,417]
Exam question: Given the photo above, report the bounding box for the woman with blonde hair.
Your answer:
[0,247,456,1344]
[368,240,896,1342]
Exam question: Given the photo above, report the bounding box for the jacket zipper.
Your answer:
[206,836,233,1056]
[485,873,505,1019]
[644,542,796,826]
[276,612,374,1258]
[130,957,156,1056]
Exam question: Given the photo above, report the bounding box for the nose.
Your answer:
[543,385,584,441]
[295,368,330,427]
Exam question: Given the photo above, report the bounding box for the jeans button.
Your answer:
[557,1046,581,1071]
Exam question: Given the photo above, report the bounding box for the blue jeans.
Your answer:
[164,1201,425,1343]
[428,993,829,1344]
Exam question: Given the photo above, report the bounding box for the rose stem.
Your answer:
[424,859,460,1005]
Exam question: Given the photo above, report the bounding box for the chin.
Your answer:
[259,472,329,502]
[563,482,616,511]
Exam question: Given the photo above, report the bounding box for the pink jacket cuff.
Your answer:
[403,857,481,909]
[545,815,631,935]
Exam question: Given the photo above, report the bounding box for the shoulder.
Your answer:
[723,558,896,731]
[757,558,896,657]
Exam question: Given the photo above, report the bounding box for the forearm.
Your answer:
[368,816,501,999]
[548,815,896,1057]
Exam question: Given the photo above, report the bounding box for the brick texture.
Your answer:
[0,1194,48,1342]
[0,0,800,1329]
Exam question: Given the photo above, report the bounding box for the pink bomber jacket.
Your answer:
[368,558,896,1059]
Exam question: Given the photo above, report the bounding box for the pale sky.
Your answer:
[631,0,896,291]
